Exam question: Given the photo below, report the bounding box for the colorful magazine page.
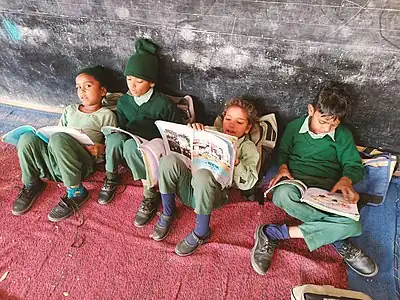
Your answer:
[101,126,147,147]
[139,138,166,188]
[301,187,360,221]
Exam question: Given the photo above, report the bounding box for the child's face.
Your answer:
[308,104,341,134]
[222,106,252,138]
[75,73,106,107]
[126,76,154,97]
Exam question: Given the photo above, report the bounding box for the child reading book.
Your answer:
[152,98,260,256]
[250,84,378,277]
[98,39,185,229]
[11,65,117,222]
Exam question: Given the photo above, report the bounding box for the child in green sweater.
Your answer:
[251,85,378,277]
[99,39,185,228]
[12,66,117,222]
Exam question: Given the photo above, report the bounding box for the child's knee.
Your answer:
[192,169,215,187]
[272,185,301,207]
[17,132,41,149]
[48,132,70,148]
[106,133,126,148]
[159,154,185,175]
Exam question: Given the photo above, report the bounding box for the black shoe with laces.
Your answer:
[153,212,174,241]
[98,178,119,205]
[333,239,378,277]
[133,194,161,227]
[12,180,47,216]
[48,188,90,222]
[250,225,279,275]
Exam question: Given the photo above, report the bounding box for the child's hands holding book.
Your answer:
[85,144,106,158]
[188,123,205,131]
[268,164,294,188]
[330,176,359,204]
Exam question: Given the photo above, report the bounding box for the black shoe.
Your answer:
[48,189,90,222]
[133,194,161,227]
[333,239,378,277]
[250,225,279,275]
[153,212,174,241]
[175,230,211,257]
[98,178,118,205]
[12,181,46,216]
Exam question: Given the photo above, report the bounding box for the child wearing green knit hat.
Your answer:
[99,38,185,228]
[11,65,117,222]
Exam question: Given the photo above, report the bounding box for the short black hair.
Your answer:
[314,84,351,121]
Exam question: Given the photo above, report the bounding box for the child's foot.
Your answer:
[133,194,161,227]
[98,177,119,205]
[48,188,90,222]
[153,213,174,241]
[333,239,378,277]
[175,230,211,257]
[250,225,279,275]
[12,180,47,215]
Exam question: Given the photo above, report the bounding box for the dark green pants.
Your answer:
[158,154,229,214]
[272,185,362,251]
[17,132,95,187]
[105,133,156,198]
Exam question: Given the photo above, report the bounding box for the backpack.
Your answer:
[214,113,278,204]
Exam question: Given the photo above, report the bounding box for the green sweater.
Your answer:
[117,89,185,140]
[278,116,363,190]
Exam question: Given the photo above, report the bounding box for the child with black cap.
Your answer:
[98,38,185,228]
[12,65,117,222]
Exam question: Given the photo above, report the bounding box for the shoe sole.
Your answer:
[97,188,117,205]
[11,182,47,216]
[47,192,91,223]
[251,225,267,276]
[344,259,379,277]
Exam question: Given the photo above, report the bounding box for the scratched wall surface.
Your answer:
[0,0,399,150]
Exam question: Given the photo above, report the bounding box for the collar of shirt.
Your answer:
[130,88,153,106]
[299,116,336,141]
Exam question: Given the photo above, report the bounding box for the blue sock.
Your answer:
[67,184,85,198]
[186,214,210,245]
[332,239,346,250]
[262,224,290,240]
[158,193,175,227]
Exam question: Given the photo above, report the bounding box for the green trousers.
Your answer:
[272,185,362,251]
[158,154,229,214]
[105,133,156,198]
[17,132,95,187]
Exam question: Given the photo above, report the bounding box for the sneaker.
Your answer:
[250,225,279,275]
[175,230,211,257]
[12,181,47,216]
[98,178,118,205]
[133,194,161,227]
[48,189,90,222]
[153,212,174,241]
[333,239,378,277]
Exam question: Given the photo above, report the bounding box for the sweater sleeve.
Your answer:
[277,121,295,167]
[336,128,364,184]
[161,102,185,124]
[233,140,259,190]
[58,106,72,127]
[116,98,128,129]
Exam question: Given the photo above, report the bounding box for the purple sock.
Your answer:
[262,224,290,240]
[158,193,175,227]
[187,214,210,245]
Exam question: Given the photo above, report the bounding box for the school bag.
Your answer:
[291,284,372,300]
[214,113,278,204]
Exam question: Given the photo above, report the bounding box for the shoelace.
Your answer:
[139,198,155,213]
[260,239,277,254]
[103,179,117,190]
[338,241,362,260]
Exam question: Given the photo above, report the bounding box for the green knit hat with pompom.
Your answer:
[124,38,159,83]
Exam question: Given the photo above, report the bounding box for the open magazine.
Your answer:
[264,179,360,221]
[139,121,238,189]
[1,125,94,146]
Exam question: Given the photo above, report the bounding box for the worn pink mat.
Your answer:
[0,142,346,299]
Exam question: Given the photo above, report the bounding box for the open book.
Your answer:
[101,126,148,147]
[1,125,94,146]
[264,179,360,221]
[140,121,237,189]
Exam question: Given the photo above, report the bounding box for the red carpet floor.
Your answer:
[0,142,347,299]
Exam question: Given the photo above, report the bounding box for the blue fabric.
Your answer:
[348,177,400,300]
[187,214,210,245]
[159,193,175,227]
[66,184,85,198]
[263,224,290,240]
[353,153,396,206]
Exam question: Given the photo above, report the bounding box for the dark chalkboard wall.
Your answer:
[0,0,399,151]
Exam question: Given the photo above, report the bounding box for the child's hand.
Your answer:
[188,123,205,131]
[85,143,105,158]
[268,164,293,188]
[330,176,359,204]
